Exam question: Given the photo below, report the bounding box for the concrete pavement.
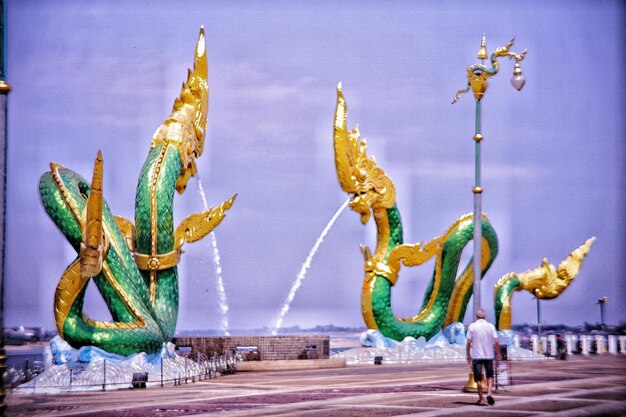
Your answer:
[7,355,626,416]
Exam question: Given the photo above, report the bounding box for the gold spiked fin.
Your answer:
[174,193,237,250]
[79,150,106,278]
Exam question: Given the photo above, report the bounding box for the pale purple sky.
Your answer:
[4,0,624,332]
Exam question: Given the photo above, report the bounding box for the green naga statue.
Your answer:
[39,28,236,356]
[333,84,594,340]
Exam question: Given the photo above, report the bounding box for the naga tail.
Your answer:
[494,237,595,330]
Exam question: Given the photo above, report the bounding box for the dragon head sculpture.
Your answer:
[517,237,596,299]
[334,83,395,224]
[151,27,209,194]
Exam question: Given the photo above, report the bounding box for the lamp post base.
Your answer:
[463,371,481,393]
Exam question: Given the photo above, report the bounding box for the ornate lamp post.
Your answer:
[597,297,608,330]
[456,36,526,394]
[0,1,10,414]
[453,35,527,319]
[536,297,542,337]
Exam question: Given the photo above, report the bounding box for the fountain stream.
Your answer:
[271,199,350,335]
[197,177,230,336]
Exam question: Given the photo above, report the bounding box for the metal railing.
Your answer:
[5,351,240,393]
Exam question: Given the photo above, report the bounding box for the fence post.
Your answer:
[102,360,106,391]
[69,367,72,392]
[160,358,163,387]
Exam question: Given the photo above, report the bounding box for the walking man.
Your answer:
[466,307,501,406]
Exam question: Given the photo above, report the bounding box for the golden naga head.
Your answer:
[151,27,209,194]
[517,237,596,299]
[334,83,395,224]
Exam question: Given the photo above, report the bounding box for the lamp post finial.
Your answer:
[477,34,488,60]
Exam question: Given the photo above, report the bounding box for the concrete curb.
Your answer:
[236,358,346,371]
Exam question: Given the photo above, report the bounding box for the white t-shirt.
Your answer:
[467,319,497,359]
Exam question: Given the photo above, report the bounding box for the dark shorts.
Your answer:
[472,359,494,381]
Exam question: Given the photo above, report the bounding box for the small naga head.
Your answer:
[151,27,209,194]
[333,83,395,224]
[517,237,596,299]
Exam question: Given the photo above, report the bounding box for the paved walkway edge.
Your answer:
[237,358,347,371]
